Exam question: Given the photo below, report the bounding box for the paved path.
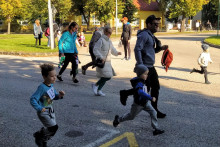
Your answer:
[0,33,220,147]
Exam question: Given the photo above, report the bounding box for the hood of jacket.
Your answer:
[130,77,145,89]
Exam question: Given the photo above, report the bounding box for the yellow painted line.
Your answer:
[99,132,138,147]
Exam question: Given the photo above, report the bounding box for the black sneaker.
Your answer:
[82,66,86,75]
[190,68,195,74]
[57,75,63,81]
[120,90,128,106]
[205,81,211,84]
[153,129,165,136]
[73,78,79,83]
[113,115,119,127]
[157,111,166,118]
[33,131,43,146]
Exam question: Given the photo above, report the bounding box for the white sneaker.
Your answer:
[97,90,105,96]
[92,84,98,95]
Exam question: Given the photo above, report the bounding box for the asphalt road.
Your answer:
[0,33,220,147]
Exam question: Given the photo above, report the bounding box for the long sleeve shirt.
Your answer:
[198,52,213,67]
[30,83,60,112]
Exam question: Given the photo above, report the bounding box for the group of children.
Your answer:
[30,40,213,146]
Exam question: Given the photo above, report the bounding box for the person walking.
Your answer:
[57,22,79,83]
[44,24,50,47]
[190,44,213,84]
[81,27,104,75]
[30,63,65,147]
[34,19,43,46]
[92,26,121,96]
[121,17,132,60]
[134,15,168,118]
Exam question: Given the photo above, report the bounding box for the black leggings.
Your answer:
[122,39,131,58]
[35,34,41,45]
[59,53,78,78]
[194,66,208,81]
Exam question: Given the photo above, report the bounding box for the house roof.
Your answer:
[133,0,160,11]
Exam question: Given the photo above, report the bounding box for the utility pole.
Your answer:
[48,0,54,49]
[115,0,118,35]
[218,0,220,36]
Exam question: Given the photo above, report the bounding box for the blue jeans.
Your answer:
[46,36,50,47]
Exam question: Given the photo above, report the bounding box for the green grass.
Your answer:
[204,36,220,46]
[0,34,92,53]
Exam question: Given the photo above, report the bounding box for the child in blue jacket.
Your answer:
[30,64,65,146]
[113,64,164,136]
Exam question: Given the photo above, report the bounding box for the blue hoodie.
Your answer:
[58,31,78,54]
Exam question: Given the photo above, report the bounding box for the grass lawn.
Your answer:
[204,36,220,46]
[0,34,92,53]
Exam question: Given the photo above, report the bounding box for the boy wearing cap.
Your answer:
[113,64,165,136]
[190,44,213,84]
[121,17,132,60]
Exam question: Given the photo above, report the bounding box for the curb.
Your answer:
[0,51,58,57]
[203,41,220,49]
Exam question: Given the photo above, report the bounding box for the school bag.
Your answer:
[44,27,50,36]
[161,48,173,72]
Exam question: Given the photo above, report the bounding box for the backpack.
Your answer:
[161,49,173,72]
[44,27,50,36]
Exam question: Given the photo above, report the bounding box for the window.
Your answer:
[82,15,100,26]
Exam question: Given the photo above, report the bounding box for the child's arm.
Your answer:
[30,86,44,112]
[137,88,153,101]
[53,87,65,100]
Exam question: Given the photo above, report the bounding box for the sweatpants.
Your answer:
[119,102,159,130]
[194,66,208,82]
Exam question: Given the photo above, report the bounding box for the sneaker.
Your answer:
[97,90,105,96]
[153,129,165,136]
[190,68,195,74]
[120,90,128,106]
[157,111,166,118]
[72,77,79,83]
[92,84,98,95]
[57,75,63,81]
[113,115,120,127]
[205,81,211,84]
[121,57,127,60]
[82,66,86,75]
[127,57,131,61]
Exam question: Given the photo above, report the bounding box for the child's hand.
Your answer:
[152,97,156,102]
[59,90,65,98]
[41,108,46,112]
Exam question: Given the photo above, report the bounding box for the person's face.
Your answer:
[123,20,127,24]
[147,19,160,33]
[72,25,78,32]
[140,70,149,81]
[43,70,56,85]
[105,29,112,38]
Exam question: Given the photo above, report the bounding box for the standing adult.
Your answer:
[81,27,103,75]
[34,19,43,46]
[57,22,79,83]
[44,24,50,47]
[195,20,200,32]
[134,15,168,118]
[92,26,121,96]
[121,17,132,60]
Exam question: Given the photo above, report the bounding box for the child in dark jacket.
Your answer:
[113,64,164,136]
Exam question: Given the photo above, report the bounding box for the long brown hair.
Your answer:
[62,22,78,34]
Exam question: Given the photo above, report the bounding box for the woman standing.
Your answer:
[92,26,121,96]
[57,22,79,83]
[33,19,43,46]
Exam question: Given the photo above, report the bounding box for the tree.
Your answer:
[121,0,138,22]
[168,0,210,32]
[0,0,22,34]
[202,2,218,28]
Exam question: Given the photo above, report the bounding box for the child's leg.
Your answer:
[203,67,210,83]
[119,103,143,122]
[143,101,159,130]
[96,77,111,90]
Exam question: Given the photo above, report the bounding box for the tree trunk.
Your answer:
[181,15,186,32]
[87,12,90,30]
[7,16,11,34]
